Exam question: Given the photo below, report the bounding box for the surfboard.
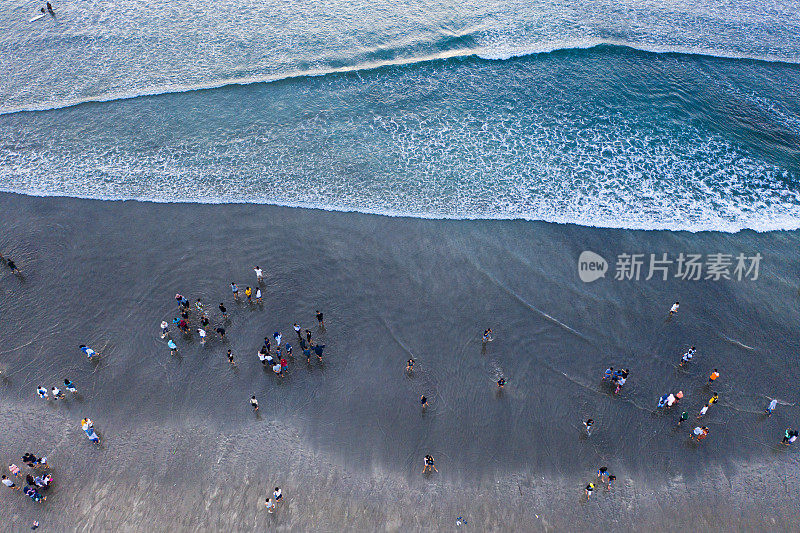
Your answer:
[30,13,46,21]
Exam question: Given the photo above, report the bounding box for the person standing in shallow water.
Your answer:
[420,395,428,409]
[250,396,259,411]
[219,303,228,320]
[316,310,324,328]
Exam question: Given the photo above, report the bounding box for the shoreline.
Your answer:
[1,191,799,530]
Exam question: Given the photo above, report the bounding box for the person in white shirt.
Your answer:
[254,266,264,282]
[198,328,207,345]
[669,302,679,316]
[255,288,262,304]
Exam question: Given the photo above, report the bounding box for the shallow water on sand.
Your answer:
[0,193,799,529]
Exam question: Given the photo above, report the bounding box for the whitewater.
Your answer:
[1,0,799,232]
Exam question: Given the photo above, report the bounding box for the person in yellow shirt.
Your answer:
[245,286,252,303]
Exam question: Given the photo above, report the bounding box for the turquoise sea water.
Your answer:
[1,0,798,231]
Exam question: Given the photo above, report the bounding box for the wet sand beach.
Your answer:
[1,191,799,531]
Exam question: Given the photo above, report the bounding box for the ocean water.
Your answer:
[1,0,799,231]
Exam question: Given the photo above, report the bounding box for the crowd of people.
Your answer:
[2,454,52,504]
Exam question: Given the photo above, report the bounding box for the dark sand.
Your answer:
[1,191,799,531]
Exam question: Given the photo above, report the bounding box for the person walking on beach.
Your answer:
[254,266,264,283]
[313,343,325,363]
[406,358,414,372]
[423,455,437,474]
[64,379,77,394]
[708,369,719,384]
[250,396,259,412]
[698,393,719,418]
[81,418,100,443]
[255,288,262,304]
[766,399,778,416]
[316,310,324,328]
[80,345,97,360]
[216,326,226,340]
[420,395,428,409]
[680,346,695,366]
[782,429,798,445]
[584,419,594,436]
[51,386,64,400]
[691,426,709,441]
[585,483,594,500]
[37,386,48,400]
[677,411,688,426]
[294,323,302,340]
[273,487,282,505]
[669,302,679,316]
[231,283,239,301]
[195,298,204,314]
[265,497,275,513]
[603,367,614,380]
[606,475,616,490]
[160,321,170,338]
[226,349,235,365]
[219,303,228,320]
[168,339,178,355]
[2,474,21,491]
[245,286,252,303]
[8,464,21,477]
[7,258,21,274]
[263,337,271,353]
[273,331,282,346]
[497,377,506,389]
[597,467,608,482]
[258,347,268,366]
[305,329,312,344]
[197,328,207,345]
[272,360,282,376]
[482,328,493,344]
